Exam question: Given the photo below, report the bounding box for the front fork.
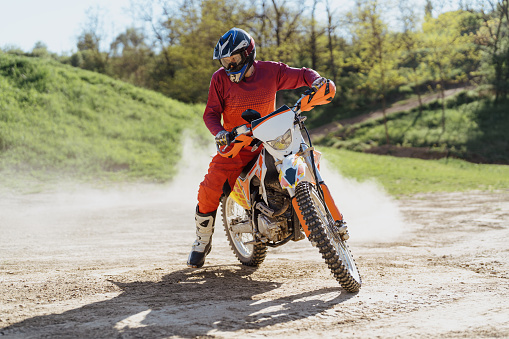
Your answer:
[278,147,344,237]
[298,147,343,222]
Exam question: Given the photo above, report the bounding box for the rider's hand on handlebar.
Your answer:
[311,77,327,93]
[215,130,232,147]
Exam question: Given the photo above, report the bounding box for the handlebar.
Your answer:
[216,124,254,158]
[216,79,336,158]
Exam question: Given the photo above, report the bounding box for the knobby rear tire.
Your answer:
[221,195,267,266]
[295,181,362,292]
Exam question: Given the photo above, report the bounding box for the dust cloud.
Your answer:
[0,136,405,246]
[175,136,407,244]
[319,160,407,243]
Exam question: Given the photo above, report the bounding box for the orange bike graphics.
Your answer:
[292,197,310,237]
[252,153,264,179]
[320,183,343,222]
[229,152,264,210]
[300,80,336,112]
[218,134,253,158]
[230,178,250,209]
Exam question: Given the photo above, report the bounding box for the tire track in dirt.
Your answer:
[1,139,508,338]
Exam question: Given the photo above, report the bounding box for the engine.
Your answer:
[257,214,287,242]
[255,188,293,242]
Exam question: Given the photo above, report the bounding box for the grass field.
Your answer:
[322,147,509,196]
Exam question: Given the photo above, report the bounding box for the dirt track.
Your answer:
[1,163,508,338]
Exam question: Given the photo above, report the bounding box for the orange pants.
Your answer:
[198,147,261,214]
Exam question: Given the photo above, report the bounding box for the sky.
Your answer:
[0,0,134,54]
[0,0,456,56]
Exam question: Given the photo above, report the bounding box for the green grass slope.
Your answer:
[319,90,509,165]
[0,53,206,183]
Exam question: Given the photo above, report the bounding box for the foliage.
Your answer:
[160,0,246,103]
[474,0,509,103]
[0,53,205,182]
[319,89,509,164]
[108,28,155,88]
[419,10,479,131]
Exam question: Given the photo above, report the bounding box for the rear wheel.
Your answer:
[295,181,362,292]
[222,195,267,266]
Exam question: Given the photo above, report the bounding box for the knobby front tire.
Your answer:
[295,181,362,292]
[221,195,267,266]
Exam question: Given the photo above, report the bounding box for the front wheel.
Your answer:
[221,195,267,266]
[295,181,362,292]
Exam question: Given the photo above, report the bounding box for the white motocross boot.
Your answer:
[187,207,216,268]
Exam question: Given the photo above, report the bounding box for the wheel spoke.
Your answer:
[222,195,267,266]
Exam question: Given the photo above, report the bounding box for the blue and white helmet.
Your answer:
[213,27,256,83]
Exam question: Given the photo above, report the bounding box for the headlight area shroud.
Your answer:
[266,129,292,150]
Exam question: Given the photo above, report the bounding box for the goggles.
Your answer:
[220,52,244,72]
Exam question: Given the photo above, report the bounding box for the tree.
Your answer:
[159,0,247,102]
[424,0,433,17]
[397,0,430,116]
[348,0,404,144]
[325,0,340,83]
[252,0,306,63]
[130,0,173,54]
[309,0,320,70]
[110,27,154,87]
[422,10,477,131]
[31,41,50,58]
[475,0,509,103]
[74,6,109,73]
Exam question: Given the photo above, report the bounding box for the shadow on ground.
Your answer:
[1,265,355,338]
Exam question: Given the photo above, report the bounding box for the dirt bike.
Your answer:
[217,80,361,292]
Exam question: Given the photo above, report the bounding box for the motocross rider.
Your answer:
[188,27,327,268]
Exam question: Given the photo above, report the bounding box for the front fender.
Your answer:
[279,154,315,189]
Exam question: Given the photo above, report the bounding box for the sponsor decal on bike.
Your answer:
[279,154,307,188]
[230,179,250,209]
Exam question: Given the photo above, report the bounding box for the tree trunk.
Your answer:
[437,79,446,133]
[310,0,318,70]
[382,95,389,145]
[326,0,337,83]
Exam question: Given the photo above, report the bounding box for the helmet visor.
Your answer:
[220,53,244,72]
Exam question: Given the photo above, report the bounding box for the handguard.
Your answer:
[216,133,254,158]
[300,79,336,112]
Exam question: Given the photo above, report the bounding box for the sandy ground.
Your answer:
[1,146,508,338]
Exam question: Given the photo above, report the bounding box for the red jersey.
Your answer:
[203,60,320,135]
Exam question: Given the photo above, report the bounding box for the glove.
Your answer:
[311,77,327,93]
[215,130,231,147]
